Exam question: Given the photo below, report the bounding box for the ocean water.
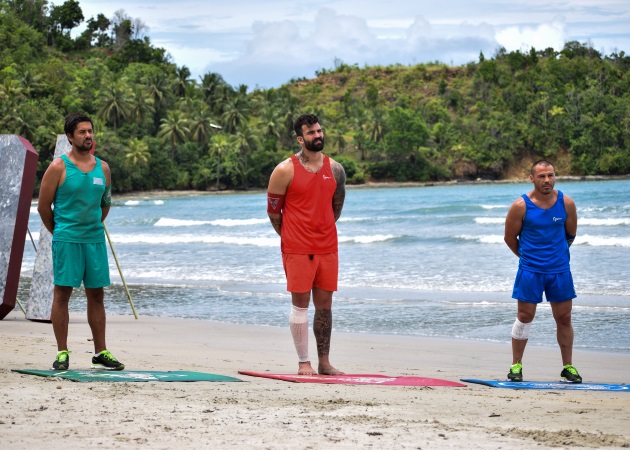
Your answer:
[20,179,630,353]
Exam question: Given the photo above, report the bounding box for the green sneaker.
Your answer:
[560,365,582,383]
[52,350,70,370]
[91,350,125,371]
[507,362,523,382]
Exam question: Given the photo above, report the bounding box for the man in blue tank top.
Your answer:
[38,113,124,371]
[504,160,581,383]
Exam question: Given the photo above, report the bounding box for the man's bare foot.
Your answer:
[318,364,344,375]
[298,361,317,375]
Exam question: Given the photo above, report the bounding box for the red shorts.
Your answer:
[282,253,338,293]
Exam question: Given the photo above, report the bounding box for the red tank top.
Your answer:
[281,154,338,254]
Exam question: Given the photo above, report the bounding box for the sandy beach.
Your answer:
[1,310,629,449]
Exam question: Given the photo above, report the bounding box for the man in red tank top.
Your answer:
[267,114,346,375]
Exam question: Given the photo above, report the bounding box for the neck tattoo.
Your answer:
[298,151,316,173]
[298,151,309,164]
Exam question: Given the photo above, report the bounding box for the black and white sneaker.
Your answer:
[91,350,125,371]
[52,350,70,370]
[560,365,582,383]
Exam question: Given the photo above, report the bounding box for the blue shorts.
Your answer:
[512,268,576,304]
[52,241,110,289]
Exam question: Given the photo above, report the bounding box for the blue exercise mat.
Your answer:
[461,378,629,391]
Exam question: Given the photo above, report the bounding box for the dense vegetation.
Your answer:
[2,0,630,193]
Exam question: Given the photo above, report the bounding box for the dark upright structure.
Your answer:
[0,135,39,319]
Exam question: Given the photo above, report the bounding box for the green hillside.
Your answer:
[2,1,629,193]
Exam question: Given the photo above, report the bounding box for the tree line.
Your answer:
[1,0,629,194]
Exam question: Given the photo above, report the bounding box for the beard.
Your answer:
[304,137,324,152]
[75,139,92,153]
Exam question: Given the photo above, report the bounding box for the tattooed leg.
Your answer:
[313,307,344,375]
[314,309,332,358]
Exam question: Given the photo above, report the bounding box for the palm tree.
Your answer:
[129,87,155,129]
[18,69,43,97]
[0,79,24,110]
[124,138,151,166]
[97,79,132,129]
[200,72,230,113]
[144,72,173,125]
[174,66,191,98]
[189,102,220,149]
[158,110,190,158]
[232,122,260,188]
[208,133,231,190]
[258,101,282,140]
[349,105,369,158]
[327,122,350,154]
[10,103,38,142]
[219,85,249,132]
[220,101,247,134]
[277,88,300,147]
[365,107,387,160]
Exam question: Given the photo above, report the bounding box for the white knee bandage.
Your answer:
[511,318,532,340]
[290,305,309,362]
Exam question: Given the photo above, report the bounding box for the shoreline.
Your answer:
[2,311,629,449]
[15,279,630,355]
[29,174,630,201]
[118,173,630,198]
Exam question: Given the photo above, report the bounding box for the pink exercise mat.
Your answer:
[238,371,466,386]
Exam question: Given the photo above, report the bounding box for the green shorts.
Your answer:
[52,241,110,288]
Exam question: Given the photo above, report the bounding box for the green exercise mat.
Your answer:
[12,369,242,382]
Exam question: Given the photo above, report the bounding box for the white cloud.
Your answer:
[495,18,566,52]
[74,0,630,88]
[205,9,503,87]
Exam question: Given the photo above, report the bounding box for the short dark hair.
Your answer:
[293,114,320,137]
[531,160,554,175]
[64,113,93,136]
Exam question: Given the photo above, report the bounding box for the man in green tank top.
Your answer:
[38,113,124,371]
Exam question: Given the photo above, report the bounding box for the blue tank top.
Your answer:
[53,154,106,243]
[518,190,570,273]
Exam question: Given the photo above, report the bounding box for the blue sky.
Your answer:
[76,0,630,89]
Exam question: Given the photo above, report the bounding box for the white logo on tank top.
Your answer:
[553,217,563,222]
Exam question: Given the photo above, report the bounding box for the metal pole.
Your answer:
[103,223,138,319]
[27,226,38,252]
[21,227,37,317]
[15,297,26,316]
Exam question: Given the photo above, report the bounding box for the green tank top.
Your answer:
[53,154,106,243]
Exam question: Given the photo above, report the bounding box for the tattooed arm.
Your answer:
[330,159,346,221]
[267,158,293,236]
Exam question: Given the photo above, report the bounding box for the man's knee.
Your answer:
[551,300,573,327]
[516,311,535,323]
[86,288,105,303]
[554,312,572,328]
[53,286,73,303]
[312,288,333,309]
